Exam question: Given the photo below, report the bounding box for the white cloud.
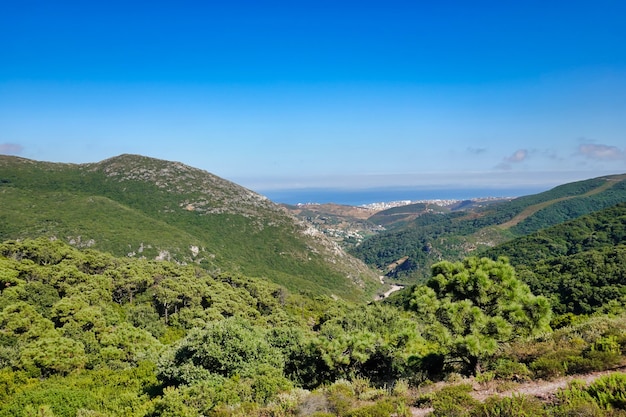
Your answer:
[577,143,625,160]
[0,143,24,155]
[505,149,528,163]
[495,149,528,170]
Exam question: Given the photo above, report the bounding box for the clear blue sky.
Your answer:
[1,0,625,196]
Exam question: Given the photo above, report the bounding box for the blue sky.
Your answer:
[1,0,625,198]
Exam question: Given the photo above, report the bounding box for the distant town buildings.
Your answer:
[360,199,459,210]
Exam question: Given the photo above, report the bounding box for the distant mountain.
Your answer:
[349,174,626,281]
[0,154,379,300]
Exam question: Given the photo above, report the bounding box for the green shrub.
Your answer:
[492,359,531,381]
[471,394,547,417]
[327,382,355,416]
[391,379,409,397]
[0,386,97,417]
[582,350,622,373]
[530,356,568,379]
[555,379,606,416]
[395,401,412,417]
[590,335,622,355]
[345,400,395,417]
[586,373,626,410]
[429,384,479,417]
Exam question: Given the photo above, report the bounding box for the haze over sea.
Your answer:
[262,186,548,206]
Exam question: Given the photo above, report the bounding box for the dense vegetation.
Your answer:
[483,202,626,316]
[3,238,626,416]
[350,174,626,280]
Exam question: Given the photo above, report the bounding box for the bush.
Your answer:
[471,394,547,417]
[345,400,395,417]
[429,384,479,417]
[530,356,568,379]
[586,373,626,410]
[327,381,356,416]
[492,359,531,381]
[555,379,606,417]
[0,386,97,417]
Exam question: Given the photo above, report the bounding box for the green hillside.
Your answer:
[0,155,378,301]
[350,174,626,281]
[483,202,626,315]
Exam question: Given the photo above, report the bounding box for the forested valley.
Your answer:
[2,159,626,416]
[3,234,626,416]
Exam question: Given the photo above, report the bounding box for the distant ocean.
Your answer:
[260,187,548,206]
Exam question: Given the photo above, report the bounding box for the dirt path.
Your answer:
[382,284,404,298]
[499,175,625,229]
[375,276,405,300]
[410,366,626,416]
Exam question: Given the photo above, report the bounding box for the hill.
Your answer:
[0,154,379,300]
[483,202,626,315]
[349,174,626,281]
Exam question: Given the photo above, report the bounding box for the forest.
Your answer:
[3,236,626,416]
[350,176,626,281]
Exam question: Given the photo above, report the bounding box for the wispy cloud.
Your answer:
[505,149,528,163]
[577,143,625,160]
[467,147,487,155]
[496,149,528,170]
[0,143,24,155]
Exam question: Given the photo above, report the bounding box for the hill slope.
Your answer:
[350,174,626,281]
[483,202,626,314]
[0,154,378,300]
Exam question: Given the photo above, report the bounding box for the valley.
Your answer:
[1,154,626,417]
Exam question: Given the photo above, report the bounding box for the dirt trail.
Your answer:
[410,366,626,416]
[499,175,625,229]
[375,276,405,300]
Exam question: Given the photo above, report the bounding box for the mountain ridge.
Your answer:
[0,154,379,300]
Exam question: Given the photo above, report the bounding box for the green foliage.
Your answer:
[345,400,395,417]
[471,394,547,417]
[6,216,626,417]
[0,301,56,341]
[556,374,626,414]
[586,373,626,410]
[429,383,479,417]
[484,203,626,314]
[511,179,626,235]
[19,335,87,377]
[0,385,97,417]
[312,303,426,384]
[410,257,551,375]
[156,317,292,405]
[490,359,531,382]
[503,314,626,381]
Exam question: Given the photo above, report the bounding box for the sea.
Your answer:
[260,186,548,206]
